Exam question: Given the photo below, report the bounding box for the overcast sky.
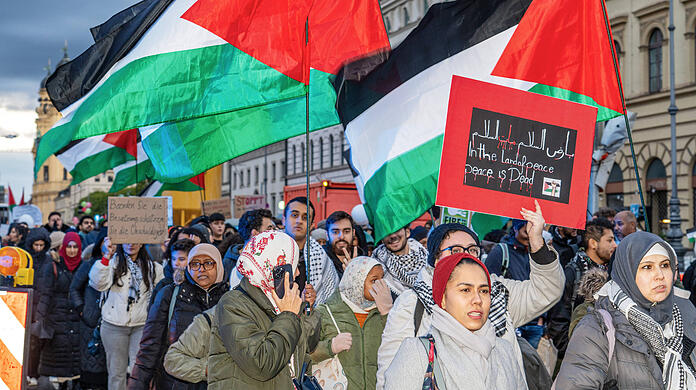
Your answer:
[0,0,139,152]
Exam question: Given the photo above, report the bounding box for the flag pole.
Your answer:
[599,0,650,231]
[304,15,312,289]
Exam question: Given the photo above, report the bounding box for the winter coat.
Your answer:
[150,259,174,309]
[129,274,228,390]
[89,255,164,327]
[485,235,531,281]
[547,251,605,358]
[207,277,321,389]
[34,258,81,377]
[25,227,51,275]
[555,296,696,389]
[69,258,107,375]
[376,244,563,389]
[384,306,526,390]
[222,243,242,282]
[164,308,216,385]
[683,260,696,308]
[549,226,578,268]
[310,290,387,390]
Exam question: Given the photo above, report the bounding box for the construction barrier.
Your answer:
[0,288,33,390]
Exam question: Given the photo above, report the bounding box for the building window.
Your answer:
[222,163,229,184]
[648,29,663,93]
[329,135,335,167]
[247,168,251,186]
[403,7,409,24]
[301,143,305,172]
[272,162,277,182]
[255,166,259,185]
[281,160,285,179]
[108,176,113,183]
[646,158,667,233]
[319,137,324,169]
[310,141,315,171]
[692,161,696,226]
[293,145,297,174]
[606,164,624,211]
[271,194,277,215]
[239,171,243,188]
[385,17,391,32]
[43,166,49,182]
[613,40,621,68]
[63,168,68,180]
[233,172,237,189]
[95,176,100,182]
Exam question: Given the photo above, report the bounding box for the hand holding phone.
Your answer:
[272,264,293,299]
[271,272,302,314]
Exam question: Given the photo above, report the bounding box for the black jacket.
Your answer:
[69,258,107,376]
[684,261,696,308]
[129,273,229,390]
[34,258,81,377]
[549,226,579,268]
[150,259,175,309]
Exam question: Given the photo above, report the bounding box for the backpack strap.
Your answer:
[413,299,425,336]
[201,312,212,327]
[418,335,445,390]
[498,243,510,278]
[168,285,180,326]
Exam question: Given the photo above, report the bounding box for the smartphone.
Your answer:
[272,264,293,299]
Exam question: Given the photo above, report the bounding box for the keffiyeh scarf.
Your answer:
[126,257,143,311]
[373,238,427,290]
[412,266,510,337]
[304,237,338,304]
[598,280,696,389]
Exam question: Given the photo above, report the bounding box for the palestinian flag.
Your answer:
[336,0,623,240]
[140,173,205,197]
[109,142,156,192]
[56,129,139,184]
[37,0,389,183]
[7,186,16,211]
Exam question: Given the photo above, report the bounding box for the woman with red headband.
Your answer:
[384,252,526,389]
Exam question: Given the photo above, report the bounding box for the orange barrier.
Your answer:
[0,288,32,390]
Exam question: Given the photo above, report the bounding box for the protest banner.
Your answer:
[437,77,597,229]
[202,198,232,219]
[11,205,42,227]
[108,197,168,244]
[233,195,266,218]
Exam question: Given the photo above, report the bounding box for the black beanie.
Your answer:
[426,223,480,267]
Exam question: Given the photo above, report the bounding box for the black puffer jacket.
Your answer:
[150,258,174,309]
[69,258,107,377]
[25,227,51,275]
[34,258,81,377]
[128,273,229,390]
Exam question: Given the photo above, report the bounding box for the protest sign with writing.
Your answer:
[437,77,596,229]
[233,195,266,218]
[108,197,168,244]
[202,198,232,219]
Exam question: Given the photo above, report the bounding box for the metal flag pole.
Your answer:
[304,15,312,288]
[599,0,650,231]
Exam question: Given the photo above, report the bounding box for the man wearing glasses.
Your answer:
[376,201,564,389]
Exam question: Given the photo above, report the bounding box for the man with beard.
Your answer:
[547,217,617,359]
[372,224,428,295]
[283,197,339,305]
[77,215,97,248]
[44,211,70,233]
[613,210,637,242]
[324,211,361,279]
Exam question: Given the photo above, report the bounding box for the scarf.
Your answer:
[373,238,427,293]
[412,265,509,337]
[303,237,339,304]
[126,256,143,310]
[237,231,299,313]
[598,280,696,389]
[339,256,382,312]
[59,232,82,272]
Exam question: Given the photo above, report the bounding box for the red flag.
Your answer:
[188,172,206,189]
[8,185,16,211]
[19,189,25,206]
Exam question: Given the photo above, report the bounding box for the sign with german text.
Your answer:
[437,77,597,229]
[108,197,168,244]
[202,198,232,219]
[233,195,266,219]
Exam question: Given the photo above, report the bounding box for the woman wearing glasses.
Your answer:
[33,231,83,388]
[128,243,228,390]
[89,240,164,390]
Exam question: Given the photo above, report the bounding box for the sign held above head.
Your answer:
[437,77,597,230]
[108,197,168,244]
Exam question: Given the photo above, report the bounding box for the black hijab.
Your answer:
[611,231,677,325]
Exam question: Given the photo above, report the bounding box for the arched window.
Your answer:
[403,7,409,24]
[310,141,315,171]
[385,17,391,32]
[301,143,305,172]
[329,135,335,167]
[292,145,297,174]
[692,161,696,226]
[319,137,324,169]
[648,29,663,93]
[613,40,621,68]
[239,171,243,188]
[646,158,667,232]
[606,163,624,210]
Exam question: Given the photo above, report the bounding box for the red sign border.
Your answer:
[436,76,598,230]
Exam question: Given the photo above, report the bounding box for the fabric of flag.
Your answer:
[56,129,139,185]
[18,190,25,206]
[336,0,623,240]
[36,0,389,183]
[8,186,16,212]
[140,173,205,197]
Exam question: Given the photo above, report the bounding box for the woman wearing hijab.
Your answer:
[311,257,393,389]
[89,240,164,390]
[33,231,83,386]
[207,230,321,389]
[385,252,526,389]
[557,231,696,389]
[129,243,228,390]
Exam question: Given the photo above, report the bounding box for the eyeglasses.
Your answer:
[189,261,216,271]
[441,244,482,258]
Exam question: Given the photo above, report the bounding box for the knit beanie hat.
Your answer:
[410,226,429,242]
[432,252,491,308]
[310,228,328,242]
[50,231,65,250]
[426,223,479,267]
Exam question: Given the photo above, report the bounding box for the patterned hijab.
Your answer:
[339,256,383,312]
[237,231,299,313]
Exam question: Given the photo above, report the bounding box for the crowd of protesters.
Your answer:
[3,201,696,389]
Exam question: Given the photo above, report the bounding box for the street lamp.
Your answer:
[665,0,686,267]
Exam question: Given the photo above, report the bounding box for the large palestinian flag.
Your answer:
[37,0,389,183]
[336,0,623,240]
[140,173,205,197]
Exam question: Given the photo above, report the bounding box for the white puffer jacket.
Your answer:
[89,255,163,327]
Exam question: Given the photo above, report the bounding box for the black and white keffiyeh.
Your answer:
[374,238,427,290]
[304,237,339,304]
[126,257,143,311]
[599,280,696,389]
[412,266,510,337]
